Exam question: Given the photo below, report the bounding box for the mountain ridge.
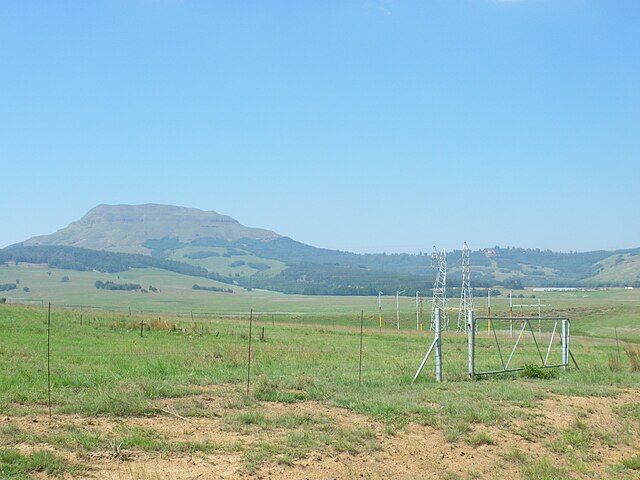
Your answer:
[8,203,640,293]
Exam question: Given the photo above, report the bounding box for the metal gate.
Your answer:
[467,314,578,379]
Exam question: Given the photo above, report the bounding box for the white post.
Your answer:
[538,298,542,337]
[378,291,383,332]
[567,319,571,365]
[467,309,475,380]
[561,318,568,369]
[435,308,442,383]
[487,288,491,335]
[396,290,405,330]
[509,289,513,338]
[416,291,420,331]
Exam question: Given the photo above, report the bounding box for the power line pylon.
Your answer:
[457,242,473,332]
[431,247,449,331]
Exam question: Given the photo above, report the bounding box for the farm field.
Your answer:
[1,286,640,479]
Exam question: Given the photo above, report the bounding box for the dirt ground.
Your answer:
[5,386,640,480]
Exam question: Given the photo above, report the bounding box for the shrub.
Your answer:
[625,345,640,372]
[522,363,558,380]
[149,318,177,331]
[192,284,233,293]
[608,353,623,371]
[95,280,141,291]
[621,454,640,470]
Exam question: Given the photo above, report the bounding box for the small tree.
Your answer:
[60,276,70,283]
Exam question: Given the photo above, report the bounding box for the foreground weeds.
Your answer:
[0,448,85,478]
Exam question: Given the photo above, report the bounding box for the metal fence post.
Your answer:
[566,319,571,368]
[561,318,567,370]
[467,309,475,380]
[435,308,442,383]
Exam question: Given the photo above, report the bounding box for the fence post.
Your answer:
[566,319,571,368]
[47,302,52,420]
[358,310,364,385]
[467,309,475,380]
[561,318,568,370]
[435,308,442,383]
[247,309,253,395]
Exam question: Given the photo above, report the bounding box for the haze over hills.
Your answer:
[3,203,640,295]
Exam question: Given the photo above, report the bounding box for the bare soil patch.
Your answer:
[3,386,639,479]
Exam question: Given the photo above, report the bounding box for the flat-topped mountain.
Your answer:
[23,204,279,255]
[5,203,639,294]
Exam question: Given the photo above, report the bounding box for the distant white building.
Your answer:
[532,287,578,292]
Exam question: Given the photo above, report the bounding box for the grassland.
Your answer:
[1,283,640,478]
[165,245,287,277]
[589,253,640,284]
[3,263,640,337]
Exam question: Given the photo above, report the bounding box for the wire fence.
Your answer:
[0,303,586,419]
[5,306,637,447]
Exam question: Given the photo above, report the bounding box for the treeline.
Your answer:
[94,280,141,291]
[247,262,270,271]
[184,251,220,259]
[3,243,637,297]
[188,237,639,287]
[239,263,493,296]
[192,284,233,293]
[490,246,640,280]
[188,236,492,275]
[0,283,17,292]
[0,245,242,290]
[0,245,211,276]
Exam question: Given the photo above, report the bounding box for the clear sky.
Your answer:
[1,1,638,254]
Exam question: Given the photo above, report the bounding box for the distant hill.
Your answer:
[6,203,640,294]
[23,204,279,255]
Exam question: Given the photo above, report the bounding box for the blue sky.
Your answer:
[1,1,638,253]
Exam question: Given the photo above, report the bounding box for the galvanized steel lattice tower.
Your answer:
[457,242,473,332]
[431,247,449,331]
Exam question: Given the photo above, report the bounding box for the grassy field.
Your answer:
[167,245,287,277]
[585,253,640,284]
[3,263,640,336]
[1,285,640,478]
